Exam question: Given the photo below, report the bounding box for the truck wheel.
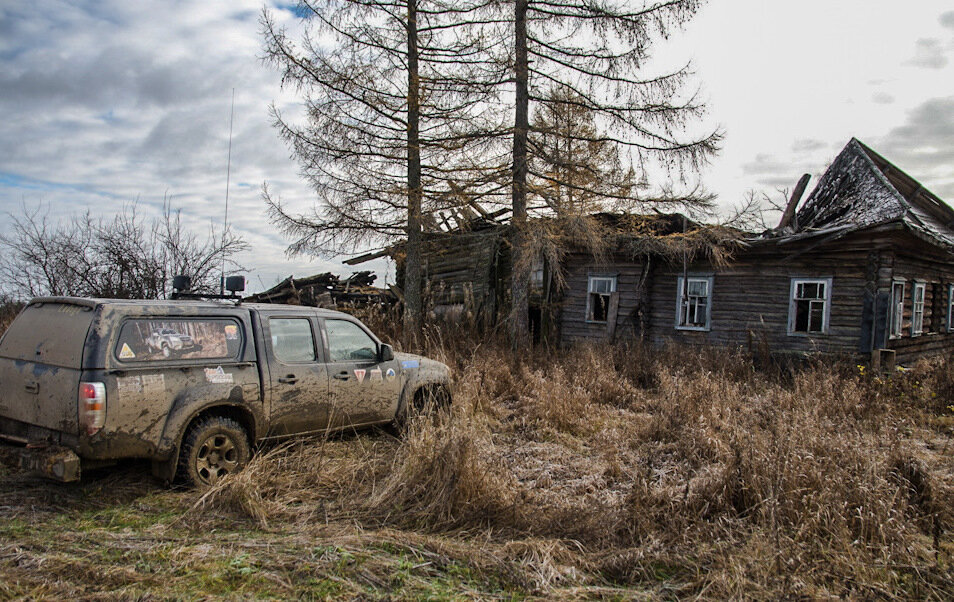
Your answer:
[161,343,171,358]
[178,416,250,488]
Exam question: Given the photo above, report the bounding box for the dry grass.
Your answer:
[2,314,953,597]
[185,336,954,598]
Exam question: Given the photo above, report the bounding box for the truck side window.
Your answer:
[115,318,243,362]
[325,320,377,362]
[269,318,316,363]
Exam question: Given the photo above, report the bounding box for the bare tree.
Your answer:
[497,0,722,349]
[0,203,247,299]
[261,1,502,340]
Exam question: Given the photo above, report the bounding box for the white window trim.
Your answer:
[890,280,905,339]
[675,275,713,331]
[787,277,833,336]
[911,281,926,336]
[948,284,954,333]
[585,274,617,324]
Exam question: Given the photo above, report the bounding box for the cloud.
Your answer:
[877,96,954,199]
[0,0,361,292]
[872,92,895,104]
[907,38,948,69]
[941,11,954,29]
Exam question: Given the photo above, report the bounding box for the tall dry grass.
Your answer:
[195,329,954,598]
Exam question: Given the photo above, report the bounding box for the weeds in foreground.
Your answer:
[194,340,954,599]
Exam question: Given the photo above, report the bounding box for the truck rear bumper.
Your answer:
[19,445,82,482]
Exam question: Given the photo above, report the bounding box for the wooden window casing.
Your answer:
[586,275,617,323]
[911,282,925,336]
[890,280,905,339]
[788,277,832,336]
[675,275,713,331]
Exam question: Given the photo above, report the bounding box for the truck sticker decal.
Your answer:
[369,368,383,382]
[119,343,136,360]
[385,368,396,381]
[204,366,234,384]
[354,368,367,382]
[117,376,143,396]
[141,373,165,395]
[401,360,419,369]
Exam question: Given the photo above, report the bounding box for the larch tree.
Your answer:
[261,1,501,340]
[497,0,721,349]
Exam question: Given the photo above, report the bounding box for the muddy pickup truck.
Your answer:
[0,297,451,487]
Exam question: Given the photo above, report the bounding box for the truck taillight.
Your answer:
[79,382,106,436]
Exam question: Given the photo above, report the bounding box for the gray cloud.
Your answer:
[941,11,954,29]
[872,92,895,104]
[908,38,949,69]
[0,0,361,293]
[877,96,954,199]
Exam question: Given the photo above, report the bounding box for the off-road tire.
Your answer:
[177,416,250,488]
[390,385,451,434]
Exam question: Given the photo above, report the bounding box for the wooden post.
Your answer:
[607,292,620,341]
[870,349,881,373]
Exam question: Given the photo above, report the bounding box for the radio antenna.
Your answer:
[220,88,235,295]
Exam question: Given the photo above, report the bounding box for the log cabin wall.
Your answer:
[645,247,870,356]
[418,228,505,324]
[559,253,648,344]
[557,229,954,365]
[884,243,954,364]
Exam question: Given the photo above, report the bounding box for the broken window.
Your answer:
[890,280,905,338]
[676,276,712,330]
[789,278,830,335]
[586,276,616,323]
[911,282,925,336]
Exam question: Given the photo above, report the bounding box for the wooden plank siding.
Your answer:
[558,229,954,364]
[420,230,503,321]
[647,250,869,355]
[885,248,954,364]
[559,255,648,344]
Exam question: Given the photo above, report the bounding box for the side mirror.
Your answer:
[379,343,394,362]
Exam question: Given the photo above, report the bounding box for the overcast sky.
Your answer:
[1,1,953,293]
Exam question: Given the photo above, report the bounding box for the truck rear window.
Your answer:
[0,302,94,368]
[114,318,243,362]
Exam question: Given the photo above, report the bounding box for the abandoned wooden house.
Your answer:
[350,138,954,363]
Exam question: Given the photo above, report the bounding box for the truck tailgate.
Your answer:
[0,301,94,435]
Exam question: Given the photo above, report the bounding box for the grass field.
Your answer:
[1,317,953,599]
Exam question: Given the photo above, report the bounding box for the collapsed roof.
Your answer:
[780,138,954,250]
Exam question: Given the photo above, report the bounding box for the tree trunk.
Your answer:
[404,0,423,343]
[509,0,530,351]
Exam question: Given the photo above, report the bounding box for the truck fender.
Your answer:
[154,385,264,465]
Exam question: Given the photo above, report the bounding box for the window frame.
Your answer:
[911,281,926,336]
[787,277,832,336]
[889,280,905,339]
[113,316,245,364]
[674,274,713,332]
[948,284,954,333]
[585,274,617,324]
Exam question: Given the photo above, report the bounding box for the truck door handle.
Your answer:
[24,381,39,394]
[333,372,350,381]
[278,375,298,385]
